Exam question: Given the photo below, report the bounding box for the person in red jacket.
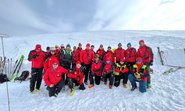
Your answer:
[44,47,59,72]
[96,44,105,60]
[44,60,68,97]
[114,43,125,63]
[125,43,137,73]
[67,61,85,93]
[28,44,46,93]
[114,60,129,88]
[102,60,114,89]
[88,54,104,88]
[80,43,94,85]
[137,40,153,88]
[103,46,115,63]
[73,43,83,65]
[128,57,148,93]
[55,45,61,60]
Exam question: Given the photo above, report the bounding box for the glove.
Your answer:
[33,54,39,58]
[150,61,153,66]
[81,62,84,67]
[150,60,153,66]
[134,72,141,80]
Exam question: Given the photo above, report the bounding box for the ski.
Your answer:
[162,67,182,75]
[70,83,75,96]
[9,55,24,81]
[1,57,6,74]
[70,88,75,96]
[14,55,24,81]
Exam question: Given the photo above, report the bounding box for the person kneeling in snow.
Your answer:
[128,58,148,93]
[44,61,68,97]
[88,54,104,88]
[67,61,85,95]
[102,60,114,89]
[114,60,129,88]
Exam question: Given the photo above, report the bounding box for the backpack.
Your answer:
[144,46,154,61]
[18,71,30,81]
[0,73,9,83]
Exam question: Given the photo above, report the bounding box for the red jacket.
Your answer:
[67,68,84,85]
[114,48,125,62]
[55,49,61,60]
[102,63,113,75]
[91,60,103,76]
[96,48,105,60]
[44,66,68,86]
[80,49,94,65]
[137,45,153,64]
[28,50,46,68]
[73,48,82,63]
[44,55,59,71]
[125,47,136,63]
[103,51,114,63]
[114,63,129,75]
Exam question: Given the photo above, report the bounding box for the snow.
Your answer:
[0,30,185,111]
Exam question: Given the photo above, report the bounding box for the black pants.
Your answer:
[72,63,76,69]
[114,73,128,87]
[68,78,85,90]
[89,74,101,85]
[63,63,72,85]
[30,68,43,92]
[104,73,114,85]
[48,80,65,97]
[126,62,135,74]
[84,64,91,83]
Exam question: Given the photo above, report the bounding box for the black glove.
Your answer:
[81,62,84,67]
[33,54,39,58]
[150,61,153,66]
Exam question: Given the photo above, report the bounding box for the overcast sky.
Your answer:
[0,0,185,36]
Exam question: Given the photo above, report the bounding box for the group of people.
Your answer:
[28,40,153,97]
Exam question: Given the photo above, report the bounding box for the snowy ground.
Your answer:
[0,31,185,111]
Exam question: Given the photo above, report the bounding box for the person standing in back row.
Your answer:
[80,43,94,85]
[96,44,105,61]
[125,43,136,73]
[28,44,46,93]
[137,40,153,88]
[60,44,73,85]
[114,43,125,63]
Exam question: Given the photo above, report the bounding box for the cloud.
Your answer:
[0,0,185,36]
[0,0,75,35]
[87,0,185,30]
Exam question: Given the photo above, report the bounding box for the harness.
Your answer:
[133,64,147,80]
[114,63,127,75]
